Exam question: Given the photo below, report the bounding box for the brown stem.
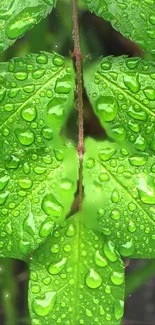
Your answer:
[72,0,84,211]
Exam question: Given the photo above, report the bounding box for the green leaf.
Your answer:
[29,215,124,324]
[83,0,155,54]
[0,0,56,52]
[0,52,79,259]
[83,138,155,259]
[85,56,155,153]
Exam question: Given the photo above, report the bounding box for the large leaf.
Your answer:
[29,215,124,325]
[83,0,155,54]
[85,56,155,152]
[83,138,155,259]
[0,52,79,259]
[0,0,56,52]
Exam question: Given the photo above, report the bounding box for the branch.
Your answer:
[72,0,84,211]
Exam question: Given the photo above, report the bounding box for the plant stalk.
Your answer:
[72,0,84,211]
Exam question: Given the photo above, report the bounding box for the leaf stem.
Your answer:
[72,0,84,211]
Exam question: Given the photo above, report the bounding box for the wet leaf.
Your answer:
[29,215,124,324]
[83,0,155,54]
[83,138,155,259]
[85,56,155,153]
[0,0,56,52]
[0,52,78,259]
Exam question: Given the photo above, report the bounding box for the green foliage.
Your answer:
[0,52,78,259]
[84,0,155,54]
[83,138,155,258]
[84,56,155,152]
[0,0,56,52]
[0,0,155,324]
[29,215,124,324]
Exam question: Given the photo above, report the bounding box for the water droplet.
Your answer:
[138,176,155,204]
[18,240,31,255]
[144,87,155,100]
[0,174,10,190]
[65,224,75,237]
[103,241,119,262]
[18,178,32,189]
[16,129,35,146]
[55,75,71,94]
[24,212,35,236]
[41,194,63,218]
[128,220,137,233]
[5,155,20,169]
[86,158,95,168]
[129,155,147,166]
[124,75,140,93]
[48,257,67,275]
[94,250,108,267]
[21,106,37,122]
[114,300,124,320]
[0,192,9,205]
[47,97,66,118]
[111,190,119,203]
[36,53,48,64]
[99,172,110,182]
[14,71,28,81]
[111,209,121,220]
[127,107,147,121]
[85,309,93,317]
[33,69,45,79]
[119,240,134,257]
[96,96,118,121]
[53,54,64,66]
[39,217,55,238]
[99,148,116,161]
[85,269,102,289]
[24,84,35,93]
[126,58,140,69]
[32,292,57,317]
[41,127,53,140]
[111,271,124,285]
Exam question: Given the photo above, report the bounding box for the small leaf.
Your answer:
[83,0,155,54]
[0,0,56,51]
[83,138,155,259]
[0,52,78,259]
[29,215,124,324]
[85,56,155,153]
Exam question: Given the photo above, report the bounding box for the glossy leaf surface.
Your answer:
[0,0,56,52]
[83,0,155,54]
[85,56,155,153]
[0,52,78,260]
[83,138,155,259]
[29,216,124,324]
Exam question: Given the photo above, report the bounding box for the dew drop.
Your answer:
[111,271,124,285]
[103,241,119,262]
[48,258,67,275]
[96,96,118,121]
[21,106,37,122]
[39,217,55,238]
[41,194,63,218]
[32,292,57,317]
[94,250,108,267]
[85,269,102,289]
[16,129,35,146]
